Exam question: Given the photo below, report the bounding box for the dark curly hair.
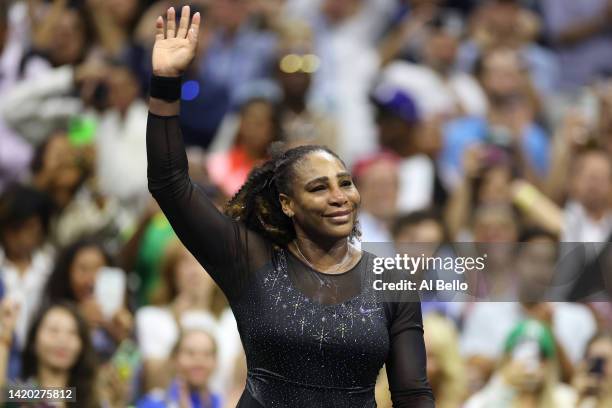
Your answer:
[224,143,361,247]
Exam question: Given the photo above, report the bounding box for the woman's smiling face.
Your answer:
[280,151,361,242]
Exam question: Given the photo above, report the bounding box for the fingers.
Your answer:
[188,12,201,43]
[166,7,176,38]
[155,15,165,41]
[177,5,190,38]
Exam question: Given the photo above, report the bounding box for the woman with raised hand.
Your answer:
[146,5,434,407]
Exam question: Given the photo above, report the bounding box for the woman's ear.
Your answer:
[279,193,294,218]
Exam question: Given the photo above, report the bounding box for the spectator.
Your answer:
[0,1,32,192]
[0,184,53,347]
[540,0,612,91]
[93,63,149,210]
[465,319,577,408]
[0,301,99,407]
[371,83,444,212]
[445,146,515,239]
[275,20,338,151]
[562,149,612,242]
[43,238,133,361]
[30,130,85,211]
[86,0,143,58]
[27,1,91,70]
[383,17,488,119]
[287,0,398,166]
[423,312,467,408]
[136,239,240,395]
[458,0,560,97]
[461,301,597,370]
[439,47,550,190]
[352,151,400,243]
[392,209,448,244]
[390,209,458,307]
[137,328,223,408]
[206,97,281,197]
[515,228,560,301]
[376,312,467,408]
[28,129,130,247]
[574,331,612,408]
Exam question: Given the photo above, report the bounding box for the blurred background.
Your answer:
[0,0,611,406]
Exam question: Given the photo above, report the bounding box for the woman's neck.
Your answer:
[292,234,355,273]
[38,365,69,388]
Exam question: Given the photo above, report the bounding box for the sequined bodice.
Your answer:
[232,249,389,407]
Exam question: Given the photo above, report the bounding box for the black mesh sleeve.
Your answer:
[385,301,435,407]
[146,112,270,301]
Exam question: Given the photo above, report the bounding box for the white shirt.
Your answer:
[460,302,597,364]
[284,1,396,167]
[358,211,392,244]
[382,61,488,118]
[464,373,577,408]
[0,246,53,348]
[397,154,435,213]
[136,306,242,394]
[95,100,149,205]
[562,201,612,243]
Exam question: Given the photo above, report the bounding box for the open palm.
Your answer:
[152,6,201,77]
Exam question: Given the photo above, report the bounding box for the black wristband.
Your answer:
[150,75,182,102]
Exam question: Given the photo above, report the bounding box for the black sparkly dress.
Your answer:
[147,113,435,408]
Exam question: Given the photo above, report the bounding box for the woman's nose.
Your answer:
[328,186,348,205]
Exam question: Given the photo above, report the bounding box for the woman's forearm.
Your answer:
[444,178,474,240]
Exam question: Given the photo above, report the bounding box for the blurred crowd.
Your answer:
[0,0,612,407]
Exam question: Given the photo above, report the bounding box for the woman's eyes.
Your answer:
[309,181,353,192]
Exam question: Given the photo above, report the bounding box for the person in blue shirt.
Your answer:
[439,47,550,190]
[137,328,222,408]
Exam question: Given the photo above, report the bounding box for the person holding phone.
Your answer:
[574,332,612,408]
[146,6,433,407]
[464,319,577,408]
[43,238,133,360]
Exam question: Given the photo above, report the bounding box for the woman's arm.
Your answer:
[385,301,435,407]
[444,146,481,240]
[0,299,19,389]
[146,6,264,300]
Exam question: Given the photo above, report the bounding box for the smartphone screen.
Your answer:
[94,267,126,320]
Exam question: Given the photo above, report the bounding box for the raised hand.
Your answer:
[152,5,201,78]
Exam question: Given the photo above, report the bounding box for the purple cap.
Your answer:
[371,83,420,124]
